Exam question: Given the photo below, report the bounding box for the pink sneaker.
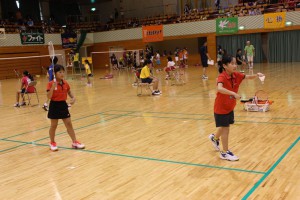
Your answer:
[50,142,58,151]
[72,141,85,149]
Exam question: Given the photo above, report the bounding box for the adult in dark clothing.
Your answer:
[200,42,211,79]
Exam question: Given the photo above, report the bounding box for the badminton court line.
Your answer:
[2,112,296,177]
[0,143,27,153]
[5,107,299,141]
[98,112,300,127]
[110,109,300,121]
[242,136,299,200]
[1,138,265,175]
[0,111,136,151]
[0,111,133,152]
[2,110,124,140]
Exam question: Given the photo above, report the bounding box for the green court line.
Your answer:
[100,113,300,126]
[33,112,136,143]
[0,143,28,153]
[110,110,300,121]
[242,136,300,200]
[5,109,299,141]
[3,111,111,140]
[0,112,134,152]
[1,138,265,175]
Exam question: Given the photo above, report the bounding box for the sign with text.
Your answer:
[216,17,238,34]
[142,25,163,43]
[264,12,286,29]
[61,32,77,48]
[20,32,44,44]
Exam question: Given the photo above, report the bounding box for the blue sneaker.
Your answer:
[208,134,220,151]
[220,150,239,161]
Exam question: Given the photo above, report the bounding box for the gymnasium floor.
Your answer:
[0,63,299,199]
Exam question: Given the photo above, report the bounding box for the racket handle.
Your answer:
[240,98,253,103]
[54,78,57,90]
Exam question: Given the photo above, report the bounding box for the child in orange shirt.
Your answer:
[47,65,85,151]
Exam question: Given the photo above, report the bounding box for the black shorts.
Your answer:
[214,111,234,127]
[87,74,93,77]
[201,59,208,67]
[21,88,26,93]
[141,78,152,84]
[48,101,70,119]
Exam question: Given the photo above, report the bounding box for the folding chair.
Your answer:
[170,66,185,86]
[24,81,39,106]
[14,69,20,79]
[135,73,153,96]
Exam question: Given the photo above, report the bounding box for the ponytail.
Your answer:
[219,54,234,73]
[23,70,34,81]
[28,73,34,81]
[218,66,224,73]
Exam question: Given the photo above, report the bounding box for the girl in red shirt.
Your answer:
[47,65,85,151]
[209,55,264,161]
[14,70,34,107]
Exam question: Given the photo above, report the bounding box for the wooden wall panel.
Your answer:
[1,25,300,76]
[0,45,65,79]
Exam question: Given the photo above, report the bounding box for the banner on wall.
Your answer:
[142,25,163,43]
[61,32,77,48]
[264,12,286,29]
[20,32,44,44]
[216,17,238,34]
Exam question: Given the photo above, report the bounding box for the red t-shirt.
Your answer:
[214,71,245,114]
[21,76,34,93]
[47,80,70,101]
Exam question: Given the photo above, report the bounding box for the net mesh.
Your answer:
[91,49,144,70]
[0,54,64,79]
[254,90,268,105]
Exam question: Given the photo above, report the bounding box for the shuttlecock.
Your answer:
[259,75,265,84]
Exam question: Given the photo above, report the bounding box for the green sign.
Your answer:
[20,32,45,44]
[216,17,238,34]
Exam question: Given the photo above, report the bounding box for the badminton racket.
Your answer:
[258,75,265,84]
[48,41,57,90]
[240,98,253,103]
[254,90,269,105]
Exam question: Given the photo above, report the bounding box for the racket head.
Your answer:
[255,90,268,105]
[48,41,55,60]
[259,75,265,82]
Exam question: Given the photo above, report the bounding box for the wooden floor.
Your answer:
[0,63,299,200]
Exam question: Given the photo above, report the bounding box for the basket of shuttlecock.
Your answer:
[241,90,274,112]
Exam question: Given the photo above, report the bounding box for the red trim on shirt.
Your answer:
[47,80,70,101]
[214,71,245,114]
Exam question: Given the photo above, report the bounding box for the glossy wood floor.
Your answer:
[0,63,299,200]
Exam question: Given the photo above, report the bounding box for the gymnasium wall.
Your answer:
[0,33,94,79]
[0,11,300,78]
[0,46,49,79]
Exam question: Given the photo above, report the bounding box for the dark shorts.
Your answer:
[87,74,93,77]
[141,78,152,84]
[48,101,70,119]
[214,111,234,127]
[201,59,208,67]
[21,88,26,94]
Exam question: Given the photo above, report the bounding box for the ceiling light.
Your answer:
[239,26,245,30]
